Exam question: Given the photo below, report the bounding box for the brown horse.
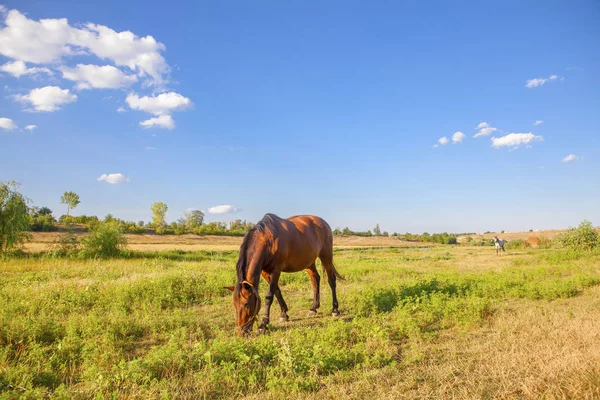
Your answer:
[225,213,343,335]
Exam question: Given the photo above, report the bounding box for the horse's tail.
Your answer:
[332,263,345,281]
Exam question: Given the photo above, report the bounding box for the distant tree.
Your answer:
[382,231,389,237]
[37,207,53,216]
[333,227,342,236]
[104,214,116,223]
[342,227,352,236]
[0,181,30,253]
[151,202,168,233]
[29,206,57,232]
[184,209,205,231]
[373,223,381,236]
[61,191,80,217]
[137,220,145,227]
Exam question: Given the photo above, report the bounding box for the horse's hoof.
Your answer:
[308,310,318,316]
[279,315,289,322]
[257,327,268,335]
[331,310,341,317]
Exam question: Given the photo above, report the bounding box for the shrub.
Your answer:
[538,236,554,249]
[29,213,58,232]
[50,225,80,256]
[526,236,541,247]
[505,239,530,250]
[555,220,599,251]
[0,181,30,253]
[80,221,127,258]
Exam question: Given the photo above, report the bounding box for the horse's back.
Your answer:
[265,214,332,271]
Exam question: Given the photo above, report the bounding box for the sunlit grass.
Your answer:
[1,246,599,398]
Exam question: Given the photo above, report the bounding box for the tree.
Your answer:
[184,209,205,231]
[37,207,53,216]
[0,181,30,253]
[151,202,168,233]
[373,224,381,236]
[61,191,80,217]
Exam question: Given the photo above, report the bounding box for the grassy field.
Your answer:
[23,232,431,253]
[2,244,600,399]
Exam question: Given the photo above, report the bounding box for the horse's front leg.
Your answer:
[261,271,289,322]
[258,270,281,333]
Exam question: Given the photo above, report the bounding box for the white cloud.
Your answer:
[491,133,543,148]
[126,92,191,115]
[452,131,465,144]
[140,115,174,130]
[473,121,497,138]
[15,86,77,112]
[207,205,240,215]
[561,154,579,163]
[144,146,156,150]
[525,74,560,88]
[24,124,37,131]
[60,64,137,89]
[0,117,17,130]
[0,9,169,85]
[0,60,52,78]
[432,144,439,148]
[97,173,129,184]
[438,136,449,145]
[534,120,543,126]
[117,106,126,113]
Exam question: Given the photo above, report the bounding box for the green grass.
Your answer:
[1,247,599,398]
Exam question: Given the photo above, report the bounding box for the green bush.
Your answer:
[0,181,31,253]
[505,239,530,250]
[29,213,58,232]
[80,222,127,258]
[555,220,599,251]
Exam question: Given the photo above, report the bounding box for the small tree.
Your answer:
[556,220,599,251]
[0,181,30,253]
[37,207,53,216]
[184,209,205,231]
[151,202,168,234]
[61,191,80,217]
[81,221,127,258]
[373,223,381,236]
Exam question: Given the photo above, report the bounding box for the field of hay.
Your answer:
[2,242,600,399]
[23,232,433,253]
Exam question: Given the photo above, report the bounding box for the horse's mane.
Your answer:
[236,214,279,282]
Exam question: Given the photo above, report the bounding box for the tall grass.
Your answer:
[1,246,599,398]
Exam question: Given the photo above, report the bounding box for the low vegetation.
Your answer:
[1,245,600,398]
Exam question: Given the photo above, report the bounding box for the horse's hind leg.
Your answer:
[261,271,289,323]
[306,263,320,315]
[319,251,340,317]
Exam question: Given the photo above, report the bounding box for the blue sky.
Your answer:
[1,0,599,233]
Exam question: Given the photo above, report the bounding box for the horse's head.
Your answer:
[225,281,261,336]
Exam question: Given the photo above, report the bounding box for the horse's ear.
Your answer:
[224,286,235,292]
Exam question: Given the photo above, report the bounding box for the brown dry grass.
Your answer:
[292,287,600,400]
[458,230,565,243]
[23,232,432,252]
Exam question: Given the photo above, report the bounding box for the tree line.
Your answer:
[2,182,469,253]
